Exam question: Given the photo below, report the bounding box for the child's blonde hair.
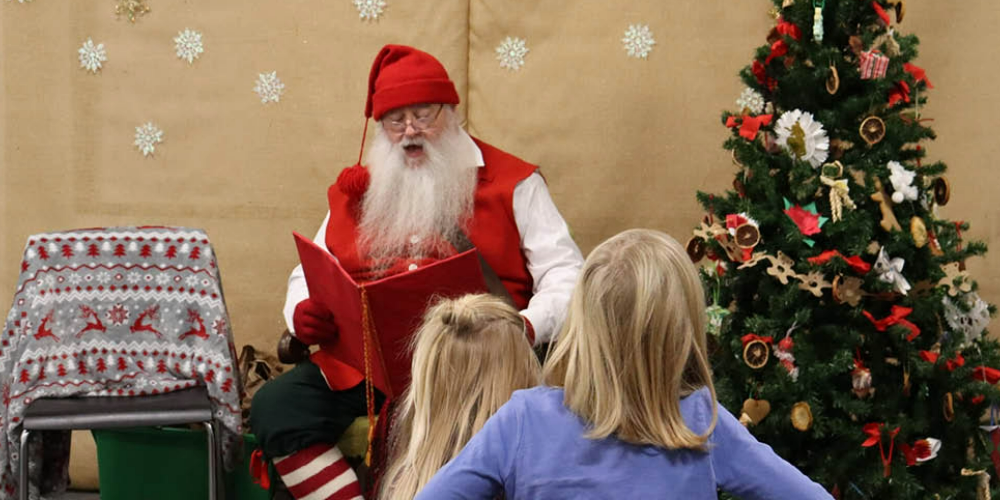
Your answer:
[379,293,542,500]
[543,229,718,450]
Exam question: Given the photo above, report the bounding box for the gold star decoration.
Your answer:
[116,0,151,23]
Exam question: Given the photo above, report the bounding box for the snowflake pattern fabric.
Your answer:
[78,38,107,74]
[622,24,656,59]
[0,227,241,499]
[253,71,285,104]
[133,122,163,157]
[736,87,766,115]
[173,29,204,64]
[496,37,529,71]
[353,0,386,21]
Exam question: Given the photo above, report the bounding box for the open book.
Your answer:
[293,232,488,398]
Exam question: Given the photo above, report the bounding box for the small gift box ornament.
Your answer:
[859,50,889,80]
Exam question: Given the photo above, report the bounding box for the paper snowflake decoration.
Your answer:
[622,24,655,59]
[78,38,107,74]
[253,71,285,104]
[944,294,991,346]
[496,37,529,71]
[736,87,765,115]
[174,29,204,64]
[353,0,386,21]
[775,109,829,168]
[887,161,918,203]
[133,122,164,157]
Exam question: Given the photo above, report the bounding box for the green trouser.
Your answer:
[249,360,385,459]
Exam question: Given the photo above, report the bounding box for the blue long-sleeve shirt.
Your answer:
[415,386,832,499]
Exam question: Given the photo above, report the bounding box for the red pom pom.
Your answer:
[337,164,370,199]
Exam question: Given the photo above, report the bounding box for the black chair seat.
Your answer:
[23,386,213,431]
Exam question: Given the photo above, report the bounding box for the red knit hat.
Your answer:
[365,45,459,121]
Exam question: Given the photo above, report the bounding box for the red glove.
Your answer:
[292,298,338,345]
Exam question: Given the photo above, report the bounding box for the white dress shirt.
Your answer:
[284,132,583,345]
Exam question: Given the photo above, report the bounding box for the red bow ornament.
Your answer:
[973,366,1000,385]
[903,63,933,88]
[888,80,911,107]
[807,250,871,274]
[741,334,773,347]
[863,305,920,342]
[861,423,900,477]
[726,114,773,141]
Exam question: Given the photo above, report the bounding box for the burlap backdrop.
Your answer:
[2,1,999,365]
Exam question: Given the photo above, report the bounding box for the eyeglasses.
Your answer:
[382,104,444,133]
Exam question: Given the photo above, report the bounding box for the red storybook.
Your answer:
[293,232,488,398]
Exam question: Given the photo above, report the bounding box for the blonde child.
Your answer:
[416,229,832,499]
[378,294,542,500]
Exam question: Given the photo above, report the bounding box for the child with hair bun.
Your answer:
[378,293,541,500]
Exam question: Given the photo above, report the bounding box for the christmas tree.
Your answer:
[691,1,1000,498]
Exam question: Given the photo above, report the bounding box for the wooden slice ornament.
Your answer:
[743,340,770,369]
[933,176,950,206]
[686,237,706,263]
[860,116,886,146]
[735,224,761,249]
[791,402,814,431]
[826,65,840,94]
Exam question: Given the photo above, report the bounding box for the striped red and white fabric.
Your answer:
[274,443,362,500]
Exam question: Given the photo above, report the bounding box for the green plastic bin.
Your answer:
[92,427,269,500]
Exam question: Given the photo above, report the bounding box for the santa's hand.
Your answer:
[292,298,338,345]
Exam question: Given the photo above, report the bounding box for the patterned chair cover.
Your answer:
[0,226,242,498]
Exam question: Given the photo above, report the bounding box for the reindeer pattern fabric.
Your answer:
[0,227,242,499]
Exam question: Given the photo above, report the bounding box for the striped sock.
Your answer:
[274,443,362,500]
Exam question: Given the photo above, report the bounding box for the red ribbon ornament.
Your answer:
[903,63,933,88]
[861,422,900,477]
[888,80,911,107]
[741,334,773,347]
[863,306,920,342]
[918,350,939,364]
[807,250,872,274]
[776,19,803,41]
[945,352,965,372]
[752,60,777,91]
[726,114,774,141]
[973,366,1000,385]
[871,2,891,25]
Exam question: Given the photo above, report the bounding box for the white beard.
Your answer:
[358,117,477,262]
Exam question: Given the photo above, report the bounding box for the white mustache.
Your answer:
[400,137,425,148]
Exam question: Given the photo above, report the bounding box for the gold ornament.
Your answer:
[820,161,855,222]
[903,368,911,396]
[791,402,813,431]
[826,65,840,94]
[870,179,902,232]
[859,116,887,146]
[743,339,770,369]
[886,0,906,23]
[116,0,151,23]
[741,398,772,426]
[943,392,955,422]
[910,216,928,248]
[960,469,992,500]
[782,0,795,7]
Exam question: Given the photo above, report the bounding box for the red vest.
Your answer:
[313,137,537,390]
